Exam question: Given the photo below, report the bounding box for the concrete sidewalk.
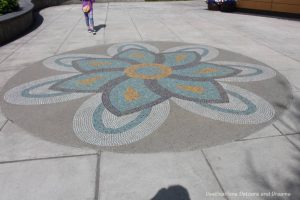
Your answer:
[0,1,300,199]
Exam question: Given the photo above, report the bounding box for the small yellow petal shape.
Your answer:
[89,61,112,67]
[79,76,102,85]
[197,68,218,74]
[177,84,204,94]
[130,53,145,59]
[175,54,187,63]
[124,87,140,102]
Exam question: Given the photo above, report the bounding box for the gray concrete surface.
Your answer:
[0,1,300,199]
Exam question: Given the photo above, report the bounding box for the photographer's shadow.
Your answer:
[151,185,191,200]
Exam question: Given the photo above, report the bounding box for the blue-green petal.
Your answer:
[50,71,124,93]
[113,49,157,64]
[102,78,165,116]
[156,78,227,103]
[161,51,200,68]
[171,63,241,80]
[74,58,131,72]
[93,104,151,134]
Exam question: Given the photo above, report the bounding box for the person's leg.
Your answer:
[84,12,90,31]
[88,10,95,31]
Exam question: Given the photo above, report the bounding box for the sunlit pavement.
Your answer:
[0,1,300,199]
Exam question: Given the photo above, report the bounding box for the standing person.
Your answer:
[82,0,96,35]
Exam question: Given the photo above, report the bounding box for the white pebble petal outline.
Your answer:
[73,94,170,146]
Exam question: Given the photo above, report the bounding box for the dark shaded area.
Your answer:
[94,24,106,32]
[247,94,300,200]
[151,185,191,200]
[0,11,43,46]
[246,150,300,200]
[273,78,300,134]
[233,9,300,22]
[0,0,74,45]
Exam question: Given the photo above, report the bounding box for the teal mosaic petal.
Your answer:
[200,91,257,115]
[102,78,165,116]
[162,51,200,67]
[22,80,70,98]
[74,58,131,72]
[172,63,240,80]
[51,71,124,93]
[157,78,226,103]
[114,49,156,63]
[93,104,151,134]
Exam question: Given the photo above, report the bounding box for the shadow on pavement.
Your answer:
[94,24,106,32]
[151,185,191,200]
[246,93,300,200]
[246,147,300,200]
[1,11,44,46]
[232,10,300,22]
[274,79,300,134]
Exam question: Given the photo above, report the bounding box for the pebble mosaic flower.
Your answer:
[4,43,277,146]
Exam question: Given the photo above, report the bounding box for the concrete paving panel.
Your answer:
[0,122,96,162]
[99,151,226,200]
[0,155,97,200]
[204,137,300,200]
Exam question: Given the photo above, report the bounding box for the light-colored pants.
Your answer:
[84,10,94,28]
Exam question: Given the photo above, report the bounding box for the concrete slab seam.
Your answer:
[103,3,109,45]
[94,152,101,200]
[0,153,97,165]
[125,4,143,41]
[55,14,84,55]
[201,150,229,200]
[0,119,8,132]
[236,134,284,142]
[157,17,183,42]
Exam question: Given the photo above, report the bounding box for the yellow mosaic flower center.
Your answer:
[124,63,173,80]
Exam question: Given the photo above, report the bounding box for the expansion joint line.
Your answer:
[273,124,300,152]
[0,153,98,165]
[201,150,230,200]
[124,4,143,41]
[94,151,101,200]
[103,2,110,44]
[55,12,84,54]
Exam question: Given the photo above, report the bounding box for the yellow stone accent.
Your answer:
[197,68,218,74]
[177,85,204,94]
[175,54,187,63]
[89,61,112,67]
[124,87,140,102]
[79,76,102,85]
[124,63,172,80]
[130,53,145,59]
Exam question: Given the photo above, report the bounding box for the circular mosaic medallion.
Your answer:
[0,42,292,152]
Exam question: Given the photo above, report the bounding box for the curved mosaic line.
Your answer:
[172,83,275,124]
[73,93,170,146]
[107,42,160,57]
[163,45,219,62]
[210,61,276,82]
[4,74,91,105]
[43,54,110,72]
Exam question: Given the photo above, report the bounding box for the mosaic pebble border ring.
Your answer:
[0,42,292,151]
